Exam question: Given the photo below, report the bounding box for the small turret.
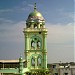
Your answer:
[19,55,23,74]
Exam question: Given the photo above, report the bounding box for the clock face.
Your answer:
[30,35,42,50]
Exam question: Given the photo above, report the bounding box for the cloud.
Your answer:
[0,1,34,13]
[0,18,13,24]
[0,18,14,33]
[0,9,13,13]
[0,8,24,13]
[0,18,25,43]
[46,23,74,63]
[57,8,74,20]
[1,19,73,44]
[28,4,34,8]
[0,19,25,60]
[46,23,74,44]
[0,19,74,62]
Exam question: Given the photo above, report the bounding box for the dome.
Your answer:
[26,3,45,22]
[27,10,44,20]
[29,11,42,17]
[19,55,23,62]
[26,3,45,28]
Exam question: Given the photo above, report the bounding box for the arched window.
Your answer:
[37,40,41,49]
[40,24,43,28]
[34,24,38,29]
[31,57,35,66]
[31,36,42,50]
[37,56,41,66]
[31,40,35,49]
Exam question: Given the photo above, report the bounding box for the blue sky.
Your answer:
[0,0,74,63]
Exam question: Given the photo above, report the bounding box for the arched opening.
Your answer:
[40,24,43,28]
[37,40,41,49]
[34,24,38,29]
[31,36,42,50]
[31,57,35,66]
[31,40,35,49]
[37,56,41,66]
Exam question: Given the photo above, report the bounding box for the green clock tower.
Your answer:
[23,3,49,75]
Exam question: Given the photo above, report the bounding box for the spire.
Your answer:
[34,3,37,11]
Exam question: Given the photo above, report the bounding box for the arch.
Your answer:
[30,36,42,50]
[37,40,41,49]
[30,54,36,67]
[40,24,43,28]
[34,24,38,29]
[30,54,42,68]
[31,56,35,66]
[37,54,42,66]
[31,40,35,49]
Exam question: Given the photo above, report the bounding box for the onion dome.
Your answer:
[26,3,45,28]
[28,10,44,21]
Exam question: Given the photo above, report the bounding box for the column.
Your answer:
[35,56,37,69]
[43,34,47,69]
[38,23,40,28]
[25,34,29,50]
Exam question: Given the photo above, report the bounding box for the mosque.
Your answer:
[0,3,50,75]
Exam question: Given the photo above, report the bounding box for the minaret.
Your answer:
[23,3,49,74]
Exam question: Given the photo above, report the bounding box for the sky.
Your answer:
[0,0,74,63]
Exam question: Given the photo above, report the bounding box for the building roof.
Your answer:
[0,60,25,63]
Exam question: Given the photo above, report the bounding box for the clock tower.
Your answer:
[23,3,49,75]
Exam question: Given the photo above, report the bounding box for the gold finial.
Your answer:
[34,3,37,11]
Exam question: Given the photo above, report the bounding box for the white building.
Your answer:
[48,62,75,75]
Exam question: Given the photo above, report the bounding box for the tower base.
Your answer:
[25,69,50,75]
